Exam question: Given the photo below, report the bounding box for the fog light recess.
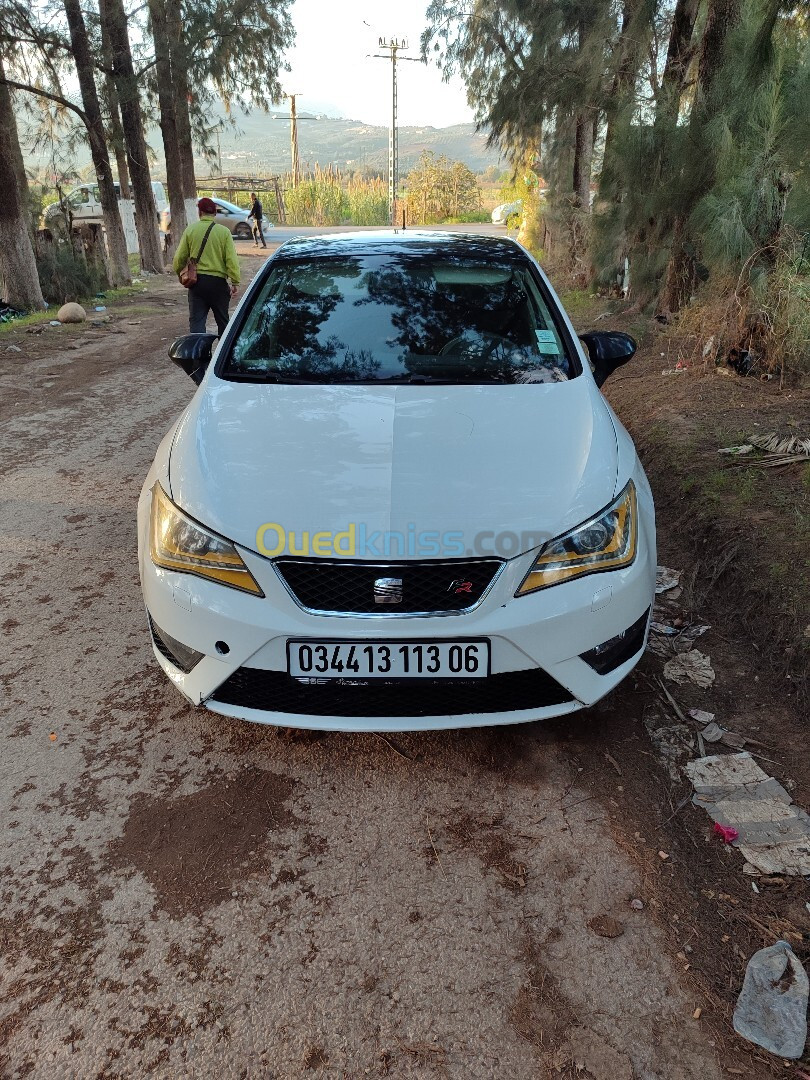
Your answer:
[148,613,204,673]
[580,609,650,675]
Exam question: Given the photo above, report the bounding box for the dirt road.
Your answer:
[0,255,796,1078]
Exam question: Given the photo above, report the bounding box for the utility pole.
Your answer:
[276,95,319,187]
[288,93,300,188]
[372,37,422,225]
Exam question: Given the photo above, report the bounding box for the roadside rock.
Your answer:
[588,915,625,938]
[57,302,87,324]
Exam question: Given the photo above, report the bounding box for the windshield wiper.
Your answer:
[227,370,313,383]
[379,373,455,384]
[382,372,514,384]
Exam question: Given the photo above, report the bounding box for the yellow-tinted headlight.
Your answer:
[149,483,263,596]
[516,482,637,595]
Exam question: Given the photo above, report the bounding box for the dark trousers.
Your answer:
[252,218,266,247]
[188,274,230,336]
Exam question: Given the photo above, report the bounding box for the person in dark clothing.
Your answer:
[248,192,267,248]
[172,197,241,336]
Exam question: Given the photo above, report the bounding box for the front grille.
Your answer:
[209,666,574,717]
[273,558,504,615]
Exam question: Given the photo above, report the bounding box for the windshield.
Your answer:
[215,200,244,214]
[220,253,575,384]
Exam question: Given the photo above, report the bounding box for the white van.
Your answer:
[43,181,168,227]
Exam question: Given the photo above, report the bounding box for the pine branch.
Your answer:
[0,77,90,128]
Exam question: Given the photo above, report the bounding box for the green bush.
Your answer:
[285,177,346,226]
[442,211,491,224]
[345,179,388,226]
[35,242,105,305]
[284,175,389,227]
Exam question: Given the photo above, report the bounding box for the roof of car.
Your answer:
[274,230,529,261]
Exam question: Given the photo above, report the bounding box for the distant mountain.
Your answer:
[210,112,504,177]
[21,104,504,181]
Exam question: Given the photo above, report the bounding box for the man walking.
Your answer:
[173,197,241,336]
[248,191,267,249]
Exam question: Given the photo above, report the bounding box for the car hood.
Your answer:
[168,378,619,559]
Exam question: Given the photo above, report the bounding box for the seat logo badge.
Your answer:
[374,577,403,605]
[449,579,473,595]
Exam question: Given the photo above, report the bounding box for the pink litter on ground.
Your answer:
[714,823,739,844]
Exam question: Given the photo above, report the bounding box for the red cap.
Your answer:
[197,197,217,215]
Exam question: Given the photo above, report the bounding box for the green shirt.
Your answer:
[172,216,241,284]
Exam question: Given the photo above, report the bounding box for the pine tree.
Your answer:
[147,0,187,254]
[0,56,45,310]
[164,5,196,204]
[98,13,131,198]
[657,0,743,314]
[98,0,164,273]
[63,0,131,287]
[423,0,620,272]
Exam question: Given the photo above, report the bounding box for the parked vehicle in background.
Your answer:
[160,198,274,245]
[491,199,523,227]
[43,181,167,229]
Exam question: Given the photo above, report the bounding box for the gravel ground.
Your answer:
[0,261,725,1078]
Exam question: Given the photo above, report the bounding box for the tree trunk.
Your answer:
[657,0,741,314]
[657,216,695,314]
[573,113,593,211]
[102,74,131,199]
[166,2,197,200]
[572,15,595,215]
[148,0,187,255]
[0,63,45,310]
[697,0,742,96]
[98,14,131,199]
[0,59,33,239]
[626,0,700,304]
[63,0,131,287]
[602,0,654,190]
[656,0,701,128]
[99,0,164,273]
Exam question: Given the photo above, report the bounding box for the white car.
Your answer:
[491,199,523,226]
[138,231,655,732]
[43,181,168,227]
[159,198,274,243]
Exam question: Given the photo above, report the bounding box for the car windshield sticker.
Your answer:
[535,330,560,354]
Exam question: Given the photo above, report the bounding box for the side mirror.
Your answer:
[168,334,218,385]
[579,331,637,388]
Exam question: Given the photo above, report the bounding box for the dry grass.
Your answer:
[675,244,810,383]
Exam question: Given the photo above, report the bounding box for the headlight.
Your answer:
[149,484,263,595]
[516,481,637,595]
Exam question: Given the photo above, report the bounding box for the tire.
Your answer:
[506,213,521,230]
[235,223,252,239]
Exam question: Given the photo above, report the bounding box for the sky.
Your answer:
[283,0,477,128]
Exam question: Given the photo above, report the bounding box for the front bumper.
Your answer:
[137,479,656,732]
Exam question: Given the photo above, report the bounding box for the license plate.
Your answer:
[287,640,490,679]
